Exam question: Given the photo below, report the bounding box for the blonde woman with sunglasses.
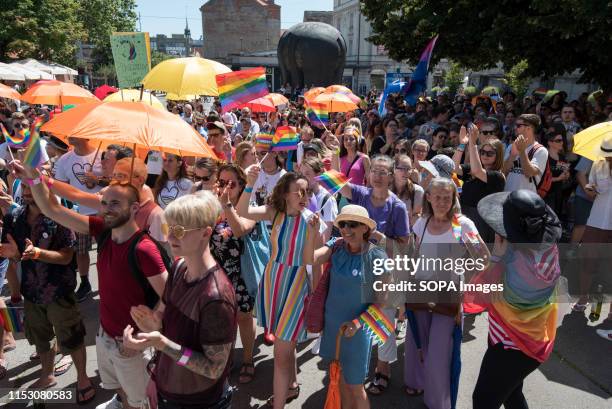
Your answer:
[237,169,326,409]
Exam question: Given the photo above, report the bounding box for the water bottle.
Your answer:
[588,284,604,322]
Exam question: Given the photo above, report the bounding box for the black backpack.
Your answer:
[96,230,173,308]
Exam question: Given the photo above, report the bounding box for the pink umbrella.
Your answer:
[94,85,119,100]
[243,97,276,113]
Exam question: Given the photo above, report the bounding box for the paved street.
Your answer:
[1,250,611,409]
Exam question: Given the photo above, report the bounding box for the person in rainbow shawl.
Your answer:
[469,189,563,409]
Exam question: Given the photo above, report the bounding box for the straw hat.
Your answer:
[333,205,377,231]
[598,136,612,158]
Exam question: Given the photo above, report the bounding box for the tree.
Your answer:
[361,0,612,93]
[78,0,137,69]
[151,51,176,68]
[502,59,531,101]
[443,62,464,98]
[0,0,85,66]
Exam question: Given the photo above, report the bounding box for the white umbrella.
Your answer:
[0,65,25,81]
[1,63,53,80]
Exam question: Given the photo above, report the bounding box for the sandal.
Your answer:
[76,384,96,405]
[265,384,300,406]
[30,351,40,361]
[0,358,7,380]
[54,355,73,377]
[238,362,255,384]
[366,373,390,395]
[572,303,588,312]
[405,386,424,396]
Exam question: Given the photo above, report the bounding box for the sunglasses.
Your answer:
[288,188,308,198]
[338,220,363,229]
[167,225,202,240]
[12,123,28,130]
[413,148,428,154]
[217,179,236,188]
[193,174,213,183]
[394,148,408,154]
[480,130,497,136]
[479,149,496,157]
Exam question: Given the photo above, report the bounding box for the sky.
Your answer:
[135,0,333,38]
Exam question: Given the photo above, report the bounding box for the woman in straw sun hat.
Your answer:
[304,205,388,409]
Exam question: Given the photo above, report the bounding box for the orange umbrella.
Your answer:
[21,80,98,106]
[263,93,288,106]
[324,85,361,104]
[324,326,346,409]
[0,83,21,100]
[243,97,276,113]
[41,101,216,158]
[304,87,326,100]
[312,92,358,113]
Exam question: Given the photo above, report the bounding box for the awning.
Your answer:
[15,59,77,77]
[370,69,386,76]
[2,63,54,80]
[0,65,26,81]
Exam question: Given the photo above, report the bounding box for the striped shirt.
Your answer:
[488,312,519,350]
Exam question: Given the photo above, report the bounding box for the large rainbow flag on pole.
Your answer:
[355,304,394,345]
[216,67,269,113]
[271,126,299,151]
[403,35,439,105]
[314,169,351,195]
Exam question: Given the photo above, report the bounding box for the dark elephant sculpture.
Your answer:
[277,22,347,89]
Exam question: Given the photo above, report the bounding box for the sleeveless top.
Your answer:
[341,154,366,186]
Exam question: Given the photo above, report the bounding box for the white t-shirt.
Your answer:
[147,151,163,176]
[54,150,103,215]
[400,184,425,218]
[0,140,50,163]
[156,178,193,209]
[504,143,548,192]
[251,168,286,206]
[146,202,168,243]
[313,188,338,224]
[587,159,612,230]
[412,215,477,281]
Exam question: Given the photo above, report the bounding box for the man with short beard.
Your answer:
[12,160,168,409]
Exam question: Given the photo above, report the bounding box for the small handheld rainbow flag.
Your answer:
[356,304,394,345]
[306,101,329,128]
[22,123,44,168]
[216,67,269,113]
[255,132,274,151]
[314,169,351,195]
[271,126,299,152]
[1,123,31,148]
[1,307,24,333]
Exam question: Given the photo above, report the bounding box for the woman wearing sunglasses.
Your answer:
[123,191,237,409]
[209,164,258,384]
[543,130,571,219]
[237,170,326,408]
[304,205,388,409]
[153,154,193,209]
[452,125,505,244]
[426,127,449,160]
[190,157,218,193]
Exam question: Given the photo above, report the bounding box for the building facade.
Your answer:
[303,11,333,25]
[200,0,281,65]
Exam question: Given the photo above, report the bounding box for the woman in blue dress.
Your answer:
[304,205,389,409]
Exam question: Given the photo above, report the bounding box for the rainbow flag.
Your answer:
[1,123,31,148]
[1,307,24,333]
[358,304,394,345]
[314,169,351,195]
[216,67,269,113]
[306,101,329,128]
[271,126,299,151]
[255,132,274,151]
[403,35,439,105]
[23,126,44,168]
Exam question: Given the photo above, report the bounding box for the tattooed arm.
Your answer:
[160,339,232,380]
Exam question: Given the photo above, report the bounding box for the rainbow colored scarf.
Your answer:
[464,246,560,362]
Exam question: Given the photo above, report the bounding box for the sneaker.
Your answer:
[395,320,406,340]
[95,394,123,409]
[311,337,321,355]
[76,281,92,303]
[596,329,612,342]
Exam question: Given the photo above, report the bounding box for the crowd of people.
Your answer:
[0,84,610,409]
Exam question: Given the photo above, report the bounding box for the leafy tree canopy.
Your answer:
[361,0,612,92]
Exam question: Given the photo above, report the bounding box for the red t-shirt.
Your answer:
[90,216,166,337]
[211,147,235,163]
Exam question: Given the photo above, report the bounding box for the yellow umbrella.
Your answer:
[41,101,217,158]
[103,89,165,110]
[142,57,231,96]
[572,122,612,161]
[263,93,288,106]
[166,93,199,101]
[312,92,358,113]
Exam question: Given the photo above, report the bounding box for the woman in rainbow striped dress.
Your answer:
[237,167,325,409]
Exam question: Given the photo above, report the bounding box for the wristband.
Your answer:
[352,318,361,330]
[46,176,54,189]
[244,186,253,193]
[26,177,42,186]
[176,347,192,366]
[458,143,466,151]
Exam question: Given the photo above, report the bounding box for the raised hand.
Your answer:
[0,190,15,213]
[245,164,260,186]
[459,126,469,145]
[130,305,163,333]
[469,124,479,145]
[307,212,320,231]
[21,238,39,261]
